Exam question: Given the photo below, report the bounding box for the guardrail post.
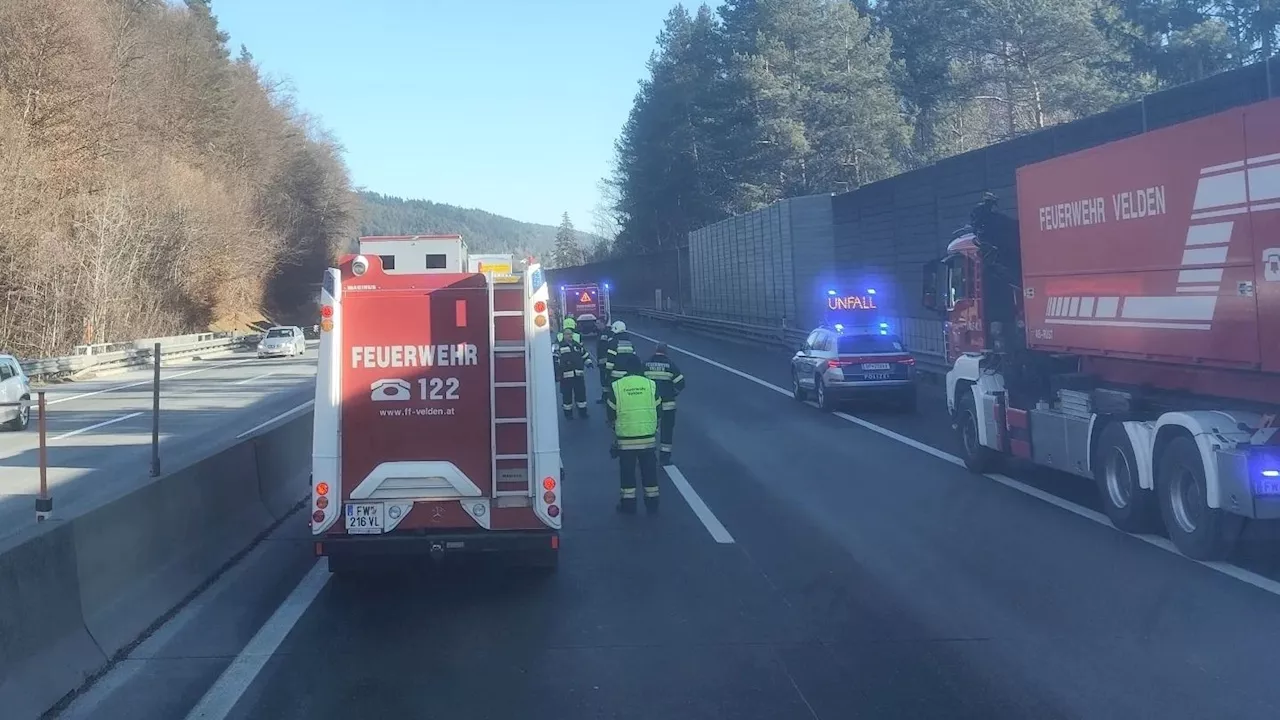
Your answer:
[150,342,161,477]
[35,391,52,522]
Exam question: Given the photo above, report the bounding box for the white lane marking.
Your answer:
[235,400,315,440]
[664,464,735,544]
[629,329,1280,599]
[52,412,144,441]
[184,559,330,720]
[235,371,277,385]
[47,358,257,406]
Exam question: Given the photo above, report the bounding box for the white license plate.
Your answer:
[861,363,891,371]
[345,502,384,535]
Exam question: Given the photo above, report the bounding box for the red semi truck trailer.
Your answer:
[925,97,1280,560]
[309,235,563,573]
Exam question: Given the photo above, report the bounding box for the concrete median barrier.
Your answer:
[0,412,313,719]
[0,524,107,720]
[74,440,275,657]
[253,411,314,520]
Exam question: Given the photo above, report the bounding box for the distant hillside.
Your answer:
[356,191,604,261]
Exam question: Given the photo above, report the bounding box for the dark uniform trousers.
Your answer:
[560,369,588,417]
[618,448,658,513]
[658,401,676,462]
[557,332,590,419]
[596,330,615,403]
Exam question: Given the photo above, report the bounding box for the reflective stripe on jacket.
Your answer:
[643,353,685,409]
[555,332,590,377]
[606,333,637,379]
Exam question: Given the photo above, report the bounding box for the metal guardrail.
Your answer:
[615,306,952,376]
[17,332,262,381]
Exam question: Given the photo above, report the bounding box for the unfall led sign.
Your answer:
[828,295,878,311]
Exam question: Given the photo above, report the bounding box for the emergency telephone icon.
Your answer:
[370,378,411,402]
[1265,249,1280,282]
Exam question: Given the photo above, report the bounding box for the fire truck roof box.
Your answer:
[1014,96,1280,371]
[358,234,467,273]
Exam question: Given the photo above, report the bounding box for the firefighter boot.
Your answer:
[659,451,671,465]
[644,494,660,514]
[563,409,574,420]
[616,497,637,514]
[577,406,589,419]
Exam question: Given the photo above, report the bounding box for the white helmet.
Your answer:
[611,320,626,334]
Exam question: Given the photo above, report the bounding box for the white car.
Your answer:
[257,326,307,359]
[0,354,32,431]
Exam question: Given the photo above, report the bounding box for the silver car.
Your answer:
[0,354,32,431]
[257,326,307,359]
[791,328,917,412]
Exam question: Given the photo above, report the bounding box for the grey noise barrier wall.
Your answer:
[0,412,314,720]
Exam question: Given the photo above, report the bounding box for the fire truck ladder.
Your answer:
[489,267,534,499]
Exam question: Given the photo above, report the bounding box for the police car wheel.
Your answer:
[791,370,807,401]
[815,376,834,412]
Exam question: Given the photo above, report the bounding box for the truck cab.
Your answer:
[922,194,1027,365]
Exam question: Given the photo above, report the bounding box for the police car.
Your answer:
[790,324,917,412]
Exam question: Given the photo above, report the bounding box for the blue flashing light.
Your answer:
[834,323,844,332]
[867,288,877,295]
[880,330,888,335]
[604,283,610,290]
[1264,470,1280,478]
[827,289,837,296]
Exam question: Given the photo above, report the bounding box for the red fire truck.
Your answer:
[309,235,562,572]
[558,282,609,337]
[925,97,1280,560]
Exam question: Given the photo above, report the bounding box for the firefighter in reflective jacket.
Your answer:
[643,342,685,464]
[595,320,615,404]
[606,352,661,514]
[556,318,593,419]
[605,320,637,383]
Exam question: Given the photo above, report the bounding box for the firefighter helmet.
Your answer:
[611,320,626,333]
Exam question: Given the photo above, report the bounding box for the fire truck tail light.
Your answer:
[547,505,561,518]
[543,491,557,505]
[320,305,334,318]
[311,510,325,523]
[315,496,329,509]
[316,482,330,496]
[534,300,547,313]
[542,476,556,491]
[534,315,547,327]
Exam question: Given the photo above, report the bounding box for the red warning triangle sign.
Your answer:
[579,291,592,303]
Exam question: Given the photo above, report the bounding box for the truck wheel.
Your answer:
[791,370,808,402]
[956,390,999,473]
[1093,422,1158,533]
[815,375,835,412]
[1157,435,1243,561]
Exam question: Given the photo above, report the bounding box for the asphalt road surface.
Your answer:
[0,345,317,548]
[60,324,1280,720]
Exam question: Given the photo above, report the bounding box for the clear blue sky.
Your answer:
[213,0,707,230]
